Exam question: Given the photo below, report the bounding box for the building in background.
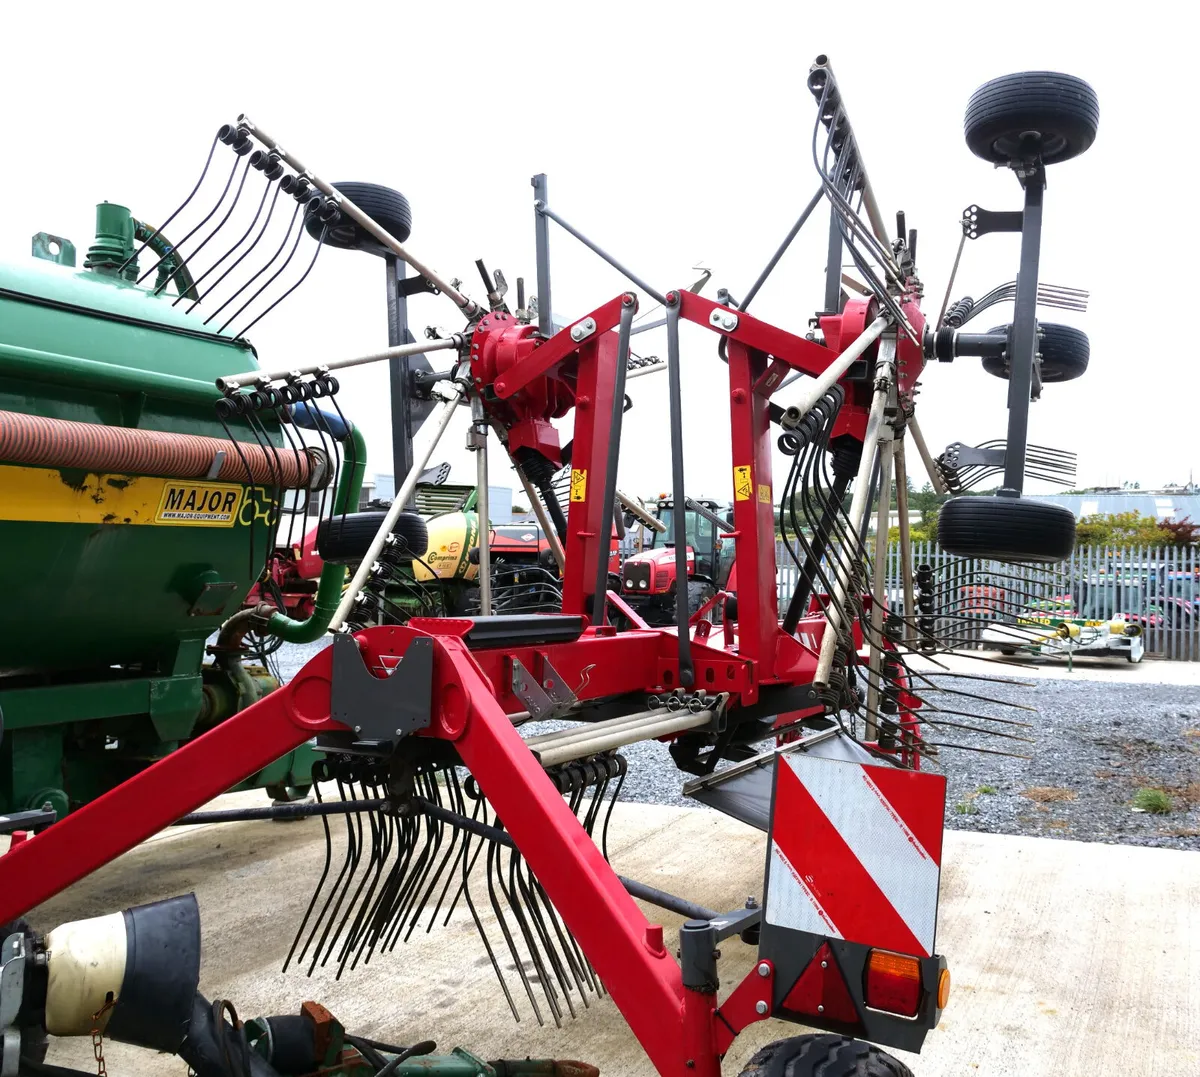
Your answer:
[1029,491,1200,521]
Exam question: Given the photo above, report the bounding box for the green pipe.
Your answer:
[266,421,367,643]
[0,340,233,407]
[132,219,200,301]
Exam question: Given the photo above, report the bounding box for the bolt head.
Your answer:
[354,725,362,734]
[395,728,403,736]
[817,1004,825,1013]
[721,314,737,330]
[755,1000,768,1015]
[821,960,828,968]
[757,962,770,977]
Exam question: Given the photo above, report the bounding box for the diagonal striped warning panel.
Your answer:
[765,754,946,957]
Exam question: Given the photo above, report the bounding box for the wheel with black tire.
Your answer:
[937,494,1076,563]
[737,1034,913,1077]
[1126,634,1145,663]
[305,181,413,250]
[982,322,1089,383]
[965,71,1099,166]
[687,579,718,620]
[316,511,428,564]
[1000,647,1018,656]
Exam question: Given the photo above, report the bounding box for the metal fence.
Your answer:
[774,541,1200,661]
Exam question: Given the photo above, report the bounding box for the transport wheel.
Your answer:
[982,322,1089,383]
[965,71,1099,165]
[317,510,429,564]
[1000,647,1018,656]
[937,495,1076,563]
[306,181,413,249]
[737,1034,913,1077]
[688,579,718,620]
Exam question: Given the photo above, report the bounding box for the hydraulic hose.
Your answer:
[132,219,199,301]
[265,422,366,643]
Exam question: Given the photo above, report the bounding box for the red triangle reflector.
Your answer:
[781,943,860,1026]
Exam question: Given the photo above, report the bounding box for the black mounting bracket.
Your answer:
[962,204,1023,240]
[329,633,434,744]
[397,274,440,298]
[940,441,1006,469]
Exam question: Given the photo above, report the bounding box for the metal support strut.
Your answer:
[664,293,694,687]
[591,296,636,628]
[1002,178,1046,493]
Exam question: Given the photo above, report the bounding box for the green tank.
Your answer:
[0,203,362,819]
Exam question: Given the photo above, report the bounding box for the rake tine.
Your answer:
[336,776,390,974]
[912,716,1034,742]
[486,836,546,1026]
[324,777,378,976]
[426,771,473,932]
[283,774,333,973]
[920,739,1033,760]
[600,757,628,861]
[507,847,570,1023]
[442,794,494,927]
[458,812,521,1023]
[305,774,362,975]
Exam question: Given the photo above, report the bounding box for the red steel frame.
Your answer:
[0,292,928,1076]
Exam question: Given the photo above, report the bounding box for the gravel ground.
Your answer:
[275,643,1200,851]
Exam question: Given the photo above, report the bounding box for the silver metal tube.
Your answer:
[516,469,565,572]
[470,397,492,616]
[237,115,478,315]
[893,439,916,642]
[617,491,666,533]
[331,385,463,631]
[523,707,664,748]
[791,316,889,417]
[814,348,895,687]
[625,361,667,380]
[533,710,712,768]
[907,416,948,494]
[865,444,894,738]
[860,177,892,251]
[217,337,461,392]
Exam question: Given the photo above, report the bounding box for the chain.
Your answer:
[91,998,115,1077]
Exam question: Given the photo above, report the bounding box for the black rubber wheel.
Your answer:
[982,322,1089,383]
[687,579,718,620]
[737,1034,913,1077]
[317,511,428,564]
[306,181,412,250]
[965,71,1099,165]
[937,495,1076,564]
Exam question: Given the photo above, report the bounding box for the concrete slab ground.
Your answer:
[22,797,1199,1077]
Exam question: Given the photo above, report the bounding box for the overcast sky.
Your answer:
[4,3,1193,503]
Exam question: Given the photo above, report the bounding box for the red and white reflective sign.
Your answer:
[765,753,946,957]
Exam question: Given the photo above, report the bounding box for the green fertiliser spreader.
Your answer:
[0,199,369,820]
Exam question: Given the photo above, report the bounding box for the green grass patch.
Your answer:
[1132,788,1172,814]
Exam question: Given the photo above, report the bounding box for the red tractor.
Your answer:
[620,497,735,625]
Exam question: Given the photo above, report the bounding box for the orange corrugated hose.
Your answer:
[0,409,317,488]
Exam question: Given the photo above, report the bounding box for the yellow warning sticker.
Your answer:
[570,469,588,502]
[733,465,753,501]
[758,483,772,504]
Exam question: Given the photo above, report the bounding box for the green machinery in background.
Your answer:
[0,203,364,819]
